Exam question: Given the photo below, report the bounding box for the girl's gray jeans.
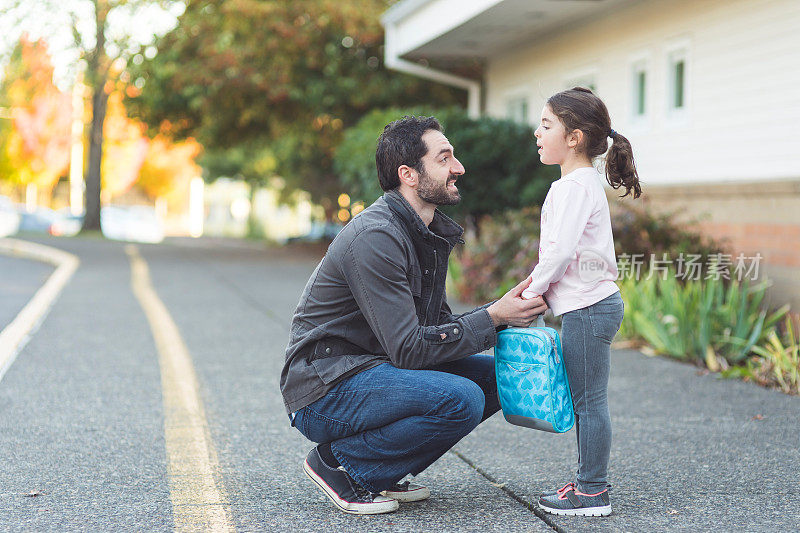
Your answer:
[560,291,624,494]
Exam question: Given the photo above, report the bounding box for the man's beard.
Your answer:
[416,167,461,206]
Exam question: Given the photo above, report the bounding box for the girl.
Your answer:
[521,87,641,517]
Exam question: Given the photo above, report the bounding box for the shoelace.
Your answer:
[339,467,378,502]
[556,482,576,496]
[391,481,410,491]
[353,483,376,501]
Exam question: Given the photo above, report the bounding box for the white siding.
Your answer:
[484,0,800,186]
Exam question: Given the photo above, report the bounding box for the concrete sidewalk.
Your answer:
[451,346,800,532]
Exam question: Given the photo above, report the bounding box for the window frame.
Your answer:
[665,38,691,124]
[628,50,652,130]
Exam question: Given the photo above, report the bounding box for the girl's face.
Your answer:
[534,105,574,166]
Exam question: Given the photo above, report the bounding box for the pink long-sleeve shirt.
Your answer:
[521,166,619,316]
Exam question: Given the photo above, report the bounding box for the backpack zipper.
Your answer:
[539,329,559,364]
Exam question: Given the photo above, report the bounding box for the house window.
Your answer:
[632,62,647,117]
[668,48,687,111]
[506,97,528,125]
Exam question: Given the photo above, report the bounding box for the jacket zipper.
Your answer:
[425,249,437,322]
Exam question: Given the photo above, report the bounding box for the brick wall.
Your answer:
[609,179,800,309]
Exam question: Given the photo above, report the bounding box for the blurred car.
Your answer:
[17,207,60,234]
[286,221,343,243]
[0,196,21,237]
[101,205,164,244]
[51,210,82,237]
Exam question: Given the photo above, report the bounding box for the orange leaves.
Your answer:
[101,88,202,204]
[101,89,149,198]
[137,135,202,204]
[1,35,71,192]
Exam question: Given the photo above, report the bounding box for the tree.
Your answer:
[137,134,202,207]
[334,107,559,222]
[126,0,466,216]
[0,36,71,200]
[1,0,182,231]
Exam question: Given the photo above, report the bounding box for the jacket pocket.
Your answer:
[310,355,362,384]
[408,272,422,297]
[297,406,354,443]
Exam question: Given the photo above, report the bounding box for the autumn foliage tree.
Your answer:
[127,0,466,217]
[101,82,203,208]
[0,36,71,200]
[1,0,183,232]
[0,33,201,218]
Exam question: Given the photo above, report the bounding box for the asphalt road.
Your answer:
[1,235,798,532]
[0,254,54,331]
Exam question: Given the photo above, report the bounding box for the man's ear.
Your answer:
[397,165,417,188]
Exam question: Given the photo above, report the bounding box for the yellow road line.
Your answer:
[0,238,79,382]
[126,245,235,532]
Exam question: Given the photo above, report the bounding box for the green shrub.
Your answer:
[611,206,724,266]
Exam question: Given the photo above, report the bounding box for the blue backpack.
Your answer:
[494,322,575,433]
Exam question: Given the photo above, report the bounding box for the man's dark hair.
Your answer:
[375,116,442,191]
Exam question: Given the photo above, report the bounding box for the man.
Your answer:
[281,116,547,515]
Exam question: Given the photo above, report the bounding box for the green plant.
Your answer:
[724,315,800,395]
[618,272,788,367]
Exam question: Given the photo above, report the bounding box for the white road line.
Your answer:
[0,238,79,383]
[126,245,235,532]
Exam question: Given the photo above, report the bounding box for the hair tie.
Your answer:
[609,129,617,138]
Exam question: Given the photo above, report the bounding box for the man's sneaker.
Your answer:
[380,480,430,502]
[538,484,611,517]
[303,447,399,515]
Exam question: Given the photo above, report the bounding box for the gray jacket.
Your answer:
[280,189,497,413]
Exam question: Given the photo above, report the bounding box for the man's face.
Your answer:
[416,129,465,206]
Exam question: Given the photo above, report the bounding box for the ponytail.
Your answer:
[547,87,643,199]
[606,131,641,199]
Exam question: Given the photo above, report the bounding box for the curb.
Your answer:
[0,238,80,382]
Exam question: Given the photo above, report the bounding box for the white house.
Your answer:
[382,0,800,308]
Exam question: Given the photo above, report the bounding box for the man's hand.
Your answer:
[487,277,548,327]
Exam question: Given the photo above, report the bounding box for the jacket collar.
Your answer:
[384,189,464,245]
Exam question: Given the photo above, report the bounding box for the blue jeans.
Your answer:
[560,291,624,494]
[293,354,499,492]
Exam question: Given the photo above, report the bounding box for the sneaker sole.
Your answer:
[538,503,612,517]
[303,459,399,515]
[380,486,431,503]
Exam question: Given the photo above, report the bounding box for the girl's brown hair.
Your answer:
[547,87,641,198]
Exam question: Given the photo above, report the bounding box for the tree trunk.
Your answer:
[80,0,109,233]
[82,84,107,231]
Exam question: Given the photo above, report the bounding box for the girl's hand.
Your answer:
[487,278,548,327]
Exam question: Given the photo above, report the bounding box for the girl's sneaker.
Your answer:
[537,484,611,517]
[541,482,612,498]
